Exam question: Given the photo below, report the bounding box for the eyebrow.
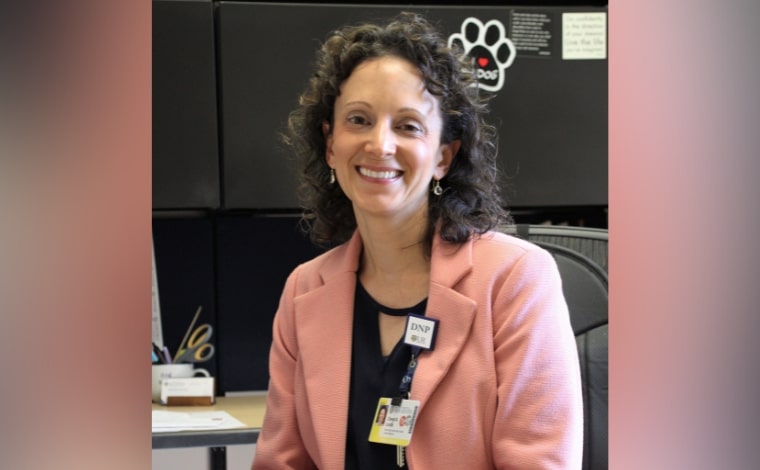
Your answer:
[342,101,433,118]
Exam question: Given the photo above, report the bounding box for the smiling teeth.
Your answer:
[359,168,401,179]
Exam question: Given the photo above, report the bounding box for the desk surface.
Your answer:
[152,394,267,449]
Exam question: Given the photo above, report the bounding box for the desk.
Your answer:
[152,394,267,470]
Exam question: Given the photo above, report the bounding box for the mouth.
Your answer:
[357,166,402,180]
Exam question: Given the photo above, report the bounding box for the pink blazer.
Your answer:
[252,230,583,470]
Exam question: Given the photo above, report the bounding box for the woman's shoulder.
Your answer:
[433,228,550,268]
[472,229,547,257]
[432,229,555,280]
[468,229,559,276]
[446,230,560,299]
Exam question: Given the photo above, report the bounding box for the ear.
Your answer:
[322,121,334,166]
[435,139,460,179]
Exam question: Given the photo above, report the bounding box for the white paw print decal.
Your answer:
[448,17,516,93]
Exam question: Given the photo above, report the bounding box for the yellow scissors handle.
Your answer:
[190,342,215,362]
[187,324,212,346]
[176,324,215,363]
[175,342,215,363]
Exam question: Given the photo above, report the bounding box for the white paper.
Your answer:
[152,410,248,433]
[562,12,607,60]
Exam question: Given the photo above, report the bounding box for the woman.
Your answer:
[252,12,582,470]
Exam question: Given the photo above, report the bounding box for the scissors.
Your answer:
[174,324,215,363]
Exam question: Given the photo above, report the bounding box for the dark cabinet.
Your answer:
[217,3,331,209]
[153,0,220,209]
[216,2,607,209]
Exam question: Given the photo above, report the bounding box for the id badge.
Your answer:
[368,397,420,446]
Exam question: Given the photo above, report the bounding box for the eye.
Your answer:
[398,121,424,135]
[346,114,370,127]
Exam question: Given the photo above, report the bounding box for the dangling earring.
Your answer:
[329,168,336,185]
[432,179,443,196]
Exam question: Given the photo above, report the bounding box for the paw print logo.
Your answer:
[448,17,516,93]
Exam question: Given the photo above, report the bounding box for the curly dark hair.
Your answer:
[285,12,510,250]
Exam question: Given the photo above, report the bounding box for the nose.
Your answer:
[364,120,396,158]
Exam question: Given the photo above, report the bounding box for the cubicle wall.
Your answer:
[152,0,608,393]
[152,216,220,379]
[213,215,325,391]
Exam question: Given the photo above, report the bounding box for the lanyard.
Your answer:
[393,346,422,405]
[393,313,438,405]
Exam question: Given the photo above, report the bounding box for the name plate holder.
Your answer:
[160,377,216,406]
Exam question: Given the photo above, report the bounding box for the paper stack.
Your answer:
[152,410,247,433]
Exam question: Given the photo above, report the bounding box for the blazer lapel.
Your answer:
[294,233,362,469]
[411,237,477,411]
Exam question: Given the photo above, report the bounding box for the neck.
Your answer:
[355,214,432,308]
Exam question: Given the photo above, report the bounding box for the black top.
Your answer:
[344,280,428,470]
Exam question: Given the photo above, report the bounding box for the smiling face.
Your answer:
[325,56,459,225]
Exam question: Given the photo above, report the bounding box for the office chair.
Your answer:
[500,224,609,470]
[511,224,608,273]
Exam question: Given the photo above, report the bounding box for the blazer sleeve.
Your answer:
[251,267,317,470]
[490,247,584,469]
